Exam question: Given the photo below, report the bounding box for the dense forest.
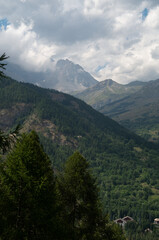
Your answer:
[0,54,159,239]
[0,131,126,240]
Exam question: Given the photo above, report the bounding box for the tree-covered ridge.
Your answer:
[0,76,150,144]
[74,79,145,109]
[74,78,159,143]
[0,132,126,240]
[97,79,159,143]
[0,77,159,238]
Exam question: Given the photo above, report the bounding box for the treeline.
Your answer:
[0,131,125,240]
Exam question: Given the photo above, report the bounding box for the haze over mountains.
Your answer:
[6,59,98,93]
[75,78,159,143]
[74,79,146,109]
[5,58,159,143]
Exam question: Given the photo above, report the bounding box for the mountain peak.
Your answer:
[56,59,84,71]
[54,59,98,92]
[6,60,98,93]
[102,79,119,86]
[56,59,74,67]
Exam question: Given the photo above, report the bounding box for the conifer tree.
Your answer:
[56,152,100,240]
[56,152,126,240]
[0,131,58,239]
[0,53,8,78]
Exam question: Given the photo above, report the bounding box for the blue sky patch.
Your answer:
[0,18,10,30]
[142,8,149,21]
[95,64,107,73]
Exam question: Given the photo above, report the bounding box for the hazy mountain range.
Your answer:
[74,79,146,109]
[5,59,159,142]
[75,78,159,142]
[6,59,97,93]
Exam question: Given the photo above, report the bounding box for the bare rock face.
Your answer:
[6,59,98,93]
[53,59,97,92]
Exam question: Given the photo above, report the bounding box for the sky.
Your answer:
[0,0,159,84]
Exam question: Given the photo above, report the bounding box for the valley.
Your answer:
[75,78,159,143]
[0,76,159,236]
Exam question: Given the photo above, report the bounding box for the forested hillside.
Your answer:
[0,131,126,239]
[0,76,159,237]
[74,79,145,109]
[75,78,159,143]
[99,79,159,143]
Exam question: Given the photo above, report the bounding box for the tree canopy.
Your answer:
[56,152,126,240]
[0,131,58,239]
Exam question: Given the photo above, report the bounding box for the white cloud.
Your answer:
[0,22,58,72]
[151,46,159,59]
[1,0,159,84]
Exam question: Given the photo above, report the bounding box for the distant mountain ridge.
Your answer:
[75,77,159,142]
[74,78,145,109]
[99,78,159,142]
[6,59,98,93]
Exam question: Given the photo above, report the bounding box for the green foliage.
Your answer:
[56,152,100,240]
[94,218,126,240]
[125,221,159,240]
[56,152,126,240]
[0,131,58,239]
[0,77,159,239]
[0,135,126,240]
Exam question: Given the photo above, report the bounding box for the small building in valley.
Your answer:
[114,216,134,228]
[144,228,152,233]
[122,216,134,222]
[114,218,126,227]
[154,218,159,224]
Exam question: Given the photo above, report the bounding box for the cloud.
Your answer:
[0,22,58,72]
[0,0,159,84]
[151,46,159,60]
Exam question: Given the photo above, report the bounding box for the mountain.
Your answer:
[0,76,159,225]
[6,59,98,93]
[99,79,159,143]
[74,79,145,109]
[74,78,159,142]
[53,59,98,92]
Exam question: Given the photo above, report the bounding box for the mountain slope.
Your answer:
[99,79,159,142]
[0,76,159,225]
[53,59,98,92]
[74,79,145,109]
[6,59,98,93]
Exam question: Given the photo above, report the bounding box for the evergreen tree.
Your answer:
[0,53,8,78]
[0,131,58,240]
[56,152,101,240]
[56,152,126,240]
[94,216,126,240]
